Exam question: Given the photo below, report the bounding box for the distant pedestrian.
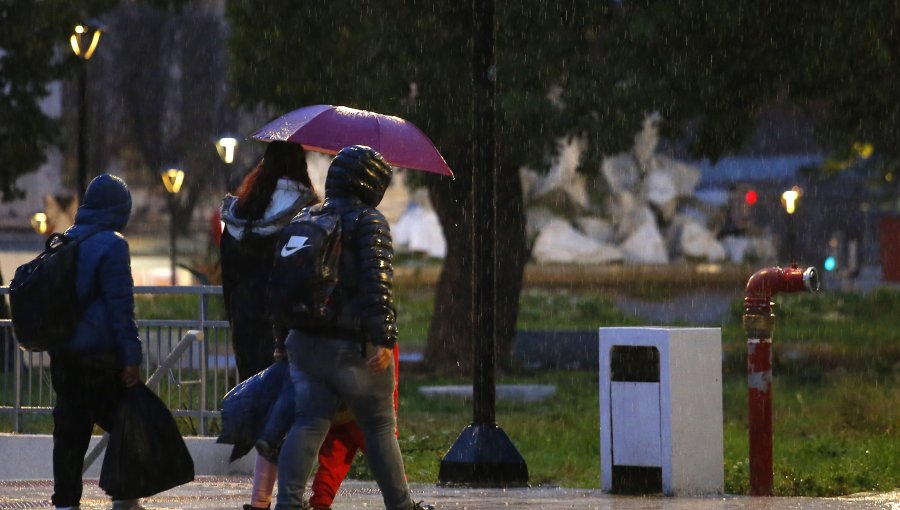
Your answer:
[49,173,144,510]
[220,141,318,381]
[220,141,318,510]
[275,145,432,510]
[221,141,411,510]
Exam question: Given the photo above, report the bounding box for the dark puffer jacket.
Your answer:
[319,145,397,349]
[220,179,316,380]
[63,174,142,366]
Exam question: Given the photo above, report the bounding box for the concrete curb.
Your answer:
[0,434,255,480]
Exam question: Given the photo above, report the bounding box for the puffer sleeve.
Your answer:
[100,235,143,366]
[352,207,397,349]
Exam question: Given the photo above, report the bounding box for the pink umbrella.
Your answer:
[249,104,454,178]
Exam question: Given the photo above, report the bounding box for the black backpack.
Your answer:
[9,231,96,351]
[269,206,343,329]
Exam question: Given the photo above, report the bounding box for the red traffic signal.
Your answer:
[744,189,758,206]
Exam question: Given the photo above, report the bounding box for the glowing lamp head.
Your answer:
[161,168,185,194]
[70,24,102,60]
[781,186,802,215]
[215,137,238,164]
[31,212,48,235]
[852,142,874,160]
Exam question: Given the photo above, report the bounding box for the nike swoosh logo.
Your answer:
[280,235,310,257]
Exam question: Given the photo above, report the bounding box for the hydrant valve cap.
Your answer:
[803,267,820,292]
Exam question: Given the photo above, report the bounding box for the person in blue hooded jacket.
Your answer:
[50,173,144,510]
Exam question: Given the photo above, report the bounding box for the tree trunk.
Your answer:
[422,151,528,376]
[493,161,529,372]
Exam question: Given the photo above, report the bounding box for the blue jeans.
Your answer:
[275,331,412,510]
[259,376,294,449]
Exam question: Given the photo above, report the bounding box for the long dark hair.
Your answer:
[235,141,316,220]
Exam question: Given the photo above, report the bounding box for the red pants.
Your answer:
[308,344,400,509]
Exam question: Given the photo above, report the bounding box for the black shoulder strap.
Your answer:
[62,227,105,309]
[52,227,102,252]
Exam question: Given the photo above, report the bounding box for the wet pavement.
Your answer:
[0,477,897,510]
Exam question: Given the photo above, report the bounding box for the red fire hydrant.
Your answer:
[743,264,819,496]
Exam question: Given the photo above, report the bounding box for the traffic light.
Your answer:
[744,189,758,206]
[725,184,758,235]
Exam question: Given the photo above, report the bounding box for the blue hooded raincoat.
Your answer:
[63,174,142,366]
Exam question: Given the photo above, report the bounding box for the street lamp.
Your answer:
[215,136,238,165]
[162,166,185,285]
[162,167,184,194]
[70,24,102,60]
[30,213,48,236]
[70,23,103,200]
[781,186,802,261]
[215,135,239,193]
[439,0,528,487]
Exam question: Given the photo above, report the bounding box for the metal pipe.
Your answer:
[438,1,527,486]
[743,264,818,495]
[13,337,22,433]
[471,0,497,428]
[199,294,208,435]
[169,199,177,286]
[77,63,88,200]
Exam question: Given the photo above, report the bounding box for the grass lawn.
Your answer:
[386,286,900,496]
[389,369,900,496]
[5,282,897,496]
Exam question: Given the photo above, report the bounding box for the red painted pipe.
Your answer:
[744,265,817,313]
[743,264,818,496]
[747,334,773,495]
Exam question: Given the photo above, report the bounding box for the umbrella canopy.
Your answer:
[250,105,454,178]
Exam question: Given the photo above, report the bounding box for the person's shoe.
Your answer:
[413,501,435,510]
[254,439,279,464]
[111,500,145,510]
[56,507,80,510]
[243,505,270,510]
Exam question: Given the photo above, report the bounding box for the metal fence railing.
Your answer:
[0,285,234,437]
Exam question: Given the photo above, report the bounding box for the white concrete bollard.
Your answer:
[599,327,723,496]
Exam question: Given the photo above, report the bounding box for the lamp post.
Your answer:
[215,135,239,191]
[438,0,528,486]
[162,167,185,286]
[70,23,103,200]
[781,186,801,261]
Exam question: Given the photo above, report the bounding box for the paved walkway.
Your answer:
[0,477,897,510]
